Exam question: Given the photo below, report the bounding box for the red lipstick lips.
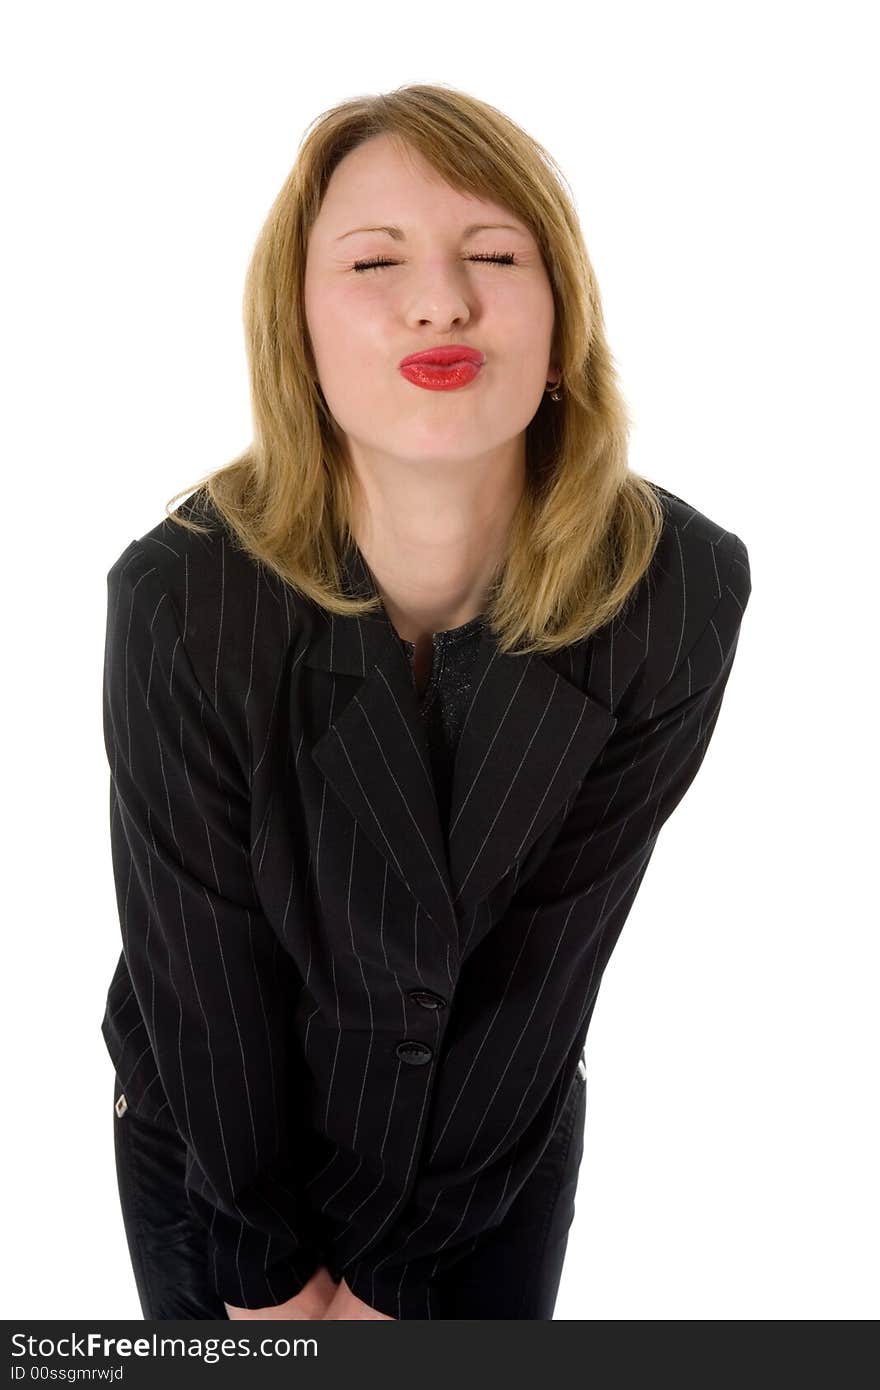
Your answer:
[399,345,485,367]
[398,345,485,391]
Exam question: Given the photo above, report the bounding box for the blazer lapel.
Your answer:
[446,630,618,917]
[305,545,459,941]
[303,542,619,949]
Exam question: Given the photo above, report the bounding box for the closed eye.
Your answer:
[352,252,517,273]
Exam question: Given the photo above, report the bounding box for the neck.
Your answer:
[346,446,525,643]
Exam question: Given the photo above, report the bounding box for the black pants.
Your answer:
[112,1064,587,1321]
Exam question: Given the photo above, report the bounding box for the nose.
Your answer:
[404,261,474,330]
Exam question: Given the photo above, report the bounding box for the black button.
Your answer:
[408,989,447,1010]
[396,1040,433,1066]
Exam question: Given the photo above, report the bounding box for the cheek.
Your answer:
[494,286,554,349]
[312,320,395,424]
[315,289,390,367]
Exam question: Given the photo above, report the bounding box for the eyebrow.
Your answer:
[335,222,530,242]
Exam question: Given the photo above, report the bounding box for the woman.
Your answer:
[102,83,751,1321]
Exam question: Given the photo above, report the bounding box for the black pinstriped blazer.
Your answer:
[101,481,751,1319]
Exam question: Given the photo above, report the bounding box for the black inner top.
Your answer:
[395,615,485,837]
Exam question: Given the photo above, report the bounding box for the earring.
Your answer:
[545,376,562,402]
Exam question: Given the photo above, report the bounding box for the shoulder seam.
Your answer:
[658,529,742,702]
[680,530,745,683]
[116,540,229,741]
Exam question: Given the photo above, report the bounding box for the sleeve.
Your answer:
[341,532,752,1319]
[102,542,323,1310]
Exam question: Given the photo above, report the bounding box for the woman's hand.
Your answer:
[321,1275,395,1320]
[224,1264,340,1320]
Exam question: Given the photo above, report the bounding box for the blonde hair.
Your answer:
[165,82,664,655]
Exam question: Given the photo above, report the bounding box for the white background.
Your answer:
[3,0,876,1321]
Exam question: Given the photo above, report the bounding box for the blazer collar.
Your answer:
[303,542,618,959]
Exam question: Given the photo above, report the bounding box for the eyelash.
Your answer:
[351,252,517,273]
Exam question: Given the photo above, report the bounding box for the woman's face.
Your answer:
[303,133,557,472]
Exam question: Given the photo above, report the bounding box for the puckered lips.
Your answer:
[398,345,486,391]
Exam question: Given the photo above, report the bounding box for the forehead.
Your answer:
[312,134,525,233]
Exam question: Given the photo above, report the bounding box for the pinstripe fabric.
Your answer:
[101,481,751,1319]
